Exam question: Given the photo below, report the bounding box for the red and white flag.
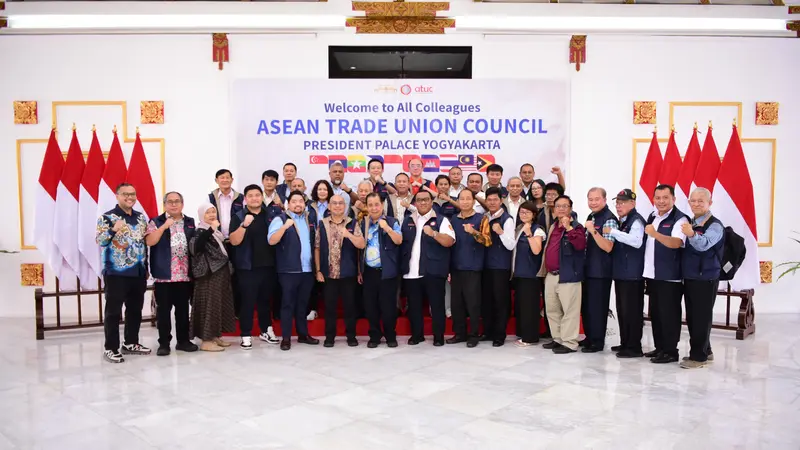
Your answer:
[126,131,159,221]
[714,125,759,290]
[637,130,662,217]
[53,129,85,285]
[78,129,106,283]
[97,129,127,218]
[693,125,721,193]
[34,129,65,278]
[675,126,702,212]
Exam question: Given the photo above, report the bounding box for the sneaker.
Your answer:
[240,337,253,350]
[103,349,124,363]
[307,310,318,321]
[515,339,535,348]
[121,343,151,355]
[259,328,280,345]
[680,359,708,369]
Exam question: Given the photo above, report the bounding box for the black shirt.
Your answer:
[231,207,275,268]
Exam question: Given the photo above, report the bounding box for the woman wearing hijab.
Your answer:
[189,203,236,351]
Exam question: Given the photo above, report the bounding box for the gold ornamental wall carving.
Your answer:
[21,263,44,286]
[13,101,38,125]
[140,101,165,124]
[755,102,779,126]
[346,1,454,34]
[633,101,656,125]
[759,261,772,284]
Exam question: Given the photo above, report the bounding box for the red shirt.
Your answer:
[409,176,432,195]
[545,222,587,273]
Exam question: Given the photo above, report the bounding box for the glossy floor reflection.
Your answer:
[1,315,799,450]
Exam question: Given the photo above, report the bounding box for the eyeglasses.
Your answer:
[119,192,137,198]
[165,200,182,205]
[554,204,571,210]
[416,197,432,203]
[545,193,558,198]
[408,163,423,168]
[329,201,345,206]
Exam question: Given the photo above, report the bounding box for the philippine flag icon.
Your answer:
[421,154,440,173]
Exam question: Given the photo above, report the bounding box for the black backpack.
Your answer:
[719,226,746,281]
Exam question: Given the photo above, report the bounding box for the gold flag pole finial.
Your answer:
[733,117,737,127]
[72,122,76,131]
[653,125,657,134]
[693,122,698,130]
[113,125,117,133]
[136,126,140,135]
[92,124,96,132]
[670,124,675,133]
[708,120,713,130]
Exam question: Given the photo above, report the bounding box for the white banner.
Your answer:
[232,79,569,187]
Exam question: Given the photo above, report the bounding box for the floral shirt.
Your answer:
[146,217,190,282]
[96,206,148,277]
[315,217,363,279]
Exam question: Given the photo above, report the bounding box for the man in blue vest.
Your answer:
[580,187,618,353]
[680,187,724,369]
[643,184,690,364]
[401,189,456,346]
[145,191,199,356]
[482,164,509,198]
[269,190,319,351]
[96,183,150,363]
[538,195,586,353]
[276,162,297,203]
[607,189,647,358]
[314,194,366,347]
[448,189,491,347]
[361,192,404,348]
[229,184,281,349]
[481,187,516,346]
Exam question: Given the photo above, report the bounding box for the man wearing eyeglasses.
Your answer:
[406,157,435,195]
[145,191,199,356]
[96,183,151,363]
[538,195,586,354]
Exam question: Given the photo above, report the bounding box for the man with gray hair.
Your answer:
[679,187,724,369]
[145,191,199,356]
[581,187,618,352]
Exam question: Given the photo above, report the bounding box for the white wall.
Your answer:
[1,31,798,320]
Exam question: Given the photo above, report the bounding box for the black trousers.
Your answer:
[103,275,147,351]
[451,270,482,338]
[363,267,399,342]
[614,279,645,353]
[514,277,541,344]
[154,281,192,347]
[279,273,315,340]
[539,277,551,337]
[582,277,613,349]
[225,242,242,317]
[237,267,276,337]
[323,277,358,340]
[406,276,446,339]
[684,279,718,362]
[481,269,512,341]
[648,279,683,357]
[308,281,323,314]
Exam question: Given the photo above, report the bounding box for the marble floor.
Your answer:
[1,315,799,450]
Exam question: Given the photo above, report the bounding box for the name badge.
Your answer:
[662,223,673,228]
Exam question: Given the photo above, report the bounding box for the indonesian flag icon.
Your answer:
[34,128,65,278]
[79,128,106,282]
[713,125,759,290]
[126,130,159,221]
[53,127,85,285]
[637,129,662,217]
[97,128,127,219]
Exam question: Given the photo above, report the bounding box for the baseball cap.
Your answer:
[613,189,636,201]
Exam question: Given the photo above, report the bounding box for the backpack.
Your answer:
[719,226,746,281]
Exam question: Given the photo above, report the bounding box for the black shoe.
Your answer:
[446,335,467,345]
[298,336,320,345]
[280,340,291,351]
[467,337,479,348]
[367,340,379,348]
[387,341,398,348]
[553,345,576,354]
[578,339,589,347]
[581,346,602,353]
[176,342,198,353]
[479,334,493,342]
[433,338,444,347]
[157,346,170,356]
[651,353,679,364]
[542,341,559,349]
[492,340,505,347]
[347,338,359,347]
[644,349,660,358]
[408,336,424,345]
[323,339,334,348]
[617,349,644,358]
[611,345,623,352]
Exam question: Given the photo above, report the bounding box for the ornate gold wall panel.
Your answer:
[347,1,454,34]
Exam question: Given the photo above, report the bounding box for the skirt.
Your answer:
[191,267,236,341]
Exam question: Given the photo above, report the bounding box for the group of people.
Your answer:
[96,157,723,370]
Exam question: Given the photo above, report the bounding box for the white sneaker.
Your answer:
[307,310,318,321]
[446,308,452,318]
[240,337,253,350]
[103,349,124,363]
[259,327,280,344]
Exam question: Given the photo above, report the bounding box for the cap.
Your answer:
[613,189,636,201]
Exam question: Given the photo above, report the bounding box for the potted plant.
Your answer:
[776,232,800,280]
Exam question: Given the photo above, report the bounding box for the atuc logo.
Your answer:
[400,84,413,95]
[400,84,433,96]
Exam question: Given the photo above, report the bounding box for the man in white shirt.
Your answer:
[448,166,466,198]
[400,189,456,347]
[481,187,517,346]
[642,184,689,364]
[466,173,487,214]
[329,161,357,211]
[503,177,526,222]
